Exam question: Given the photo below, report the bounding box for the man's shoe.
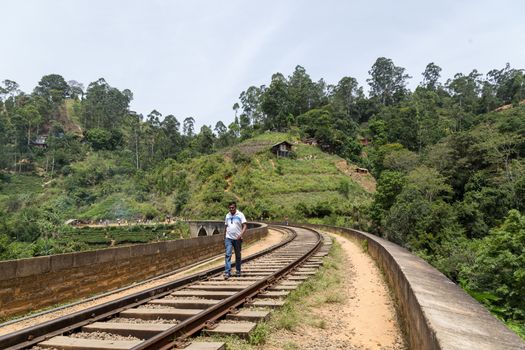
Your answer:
[224,274,230,280]
[236,272,241,278]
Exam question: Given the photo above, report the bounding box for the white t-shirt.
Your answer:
[225,210,247,239]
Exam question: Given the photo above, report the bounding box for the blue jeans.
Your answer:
[224,238,242,276]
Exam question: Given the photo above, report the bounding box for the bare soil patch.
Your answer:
[335,160,376,193]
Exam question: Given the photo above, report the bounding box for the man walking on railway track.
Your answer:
[224,201,247,279]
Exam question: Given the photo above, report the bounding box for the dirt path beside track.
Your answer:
[263,231,406,350]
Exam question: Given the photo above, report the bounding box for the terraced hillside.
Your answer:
[163,132,375,224]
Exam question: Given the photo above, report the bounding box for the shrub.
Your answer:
[338,179,350,199]
[231,148,251,165]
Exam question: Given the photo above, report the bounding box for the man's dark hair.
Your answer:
[228,201,237,207]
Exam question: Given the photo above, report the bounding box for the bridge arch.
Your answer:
[190,221,263,238]
[197,227,207,236]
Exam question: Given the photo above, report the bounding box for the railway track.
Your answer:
[0,225,332,350]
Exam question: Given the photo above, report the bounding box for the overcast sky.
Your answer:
[2,0,525,129]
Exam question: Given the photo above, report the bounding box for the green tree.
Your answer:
[33,74,70,105]
[232,102,240,118]
[1,79,20,97]
[18,102,42,147]
[194,125,216,154]
[68,80,85,100]
[479,78,500,113]
[367,57,412,106]
[297,108,360,160]
[261,73,292,131]
[239,85,265,126]
[287,65,321,116]
[367,118,388,147]
[446,70,482,118]
[488,63,525,105]
[420,62,442,90]
[85,128,122,150]
[370,170,406,228]
[239,114,252,140]
[143,110,162,165]
[474,125,523,181]
[412,88,451,150]
[382,147,419,173]
[126,112,143,169]
[384,166,454,253]
[460,210,525,321]
[425,131,496,198]
[460,184,513,237]
[330,76,365,122]
[161,114,183,158]
[228,117,240,139]
[81,78,132,129]
[183,117,195,137]
[374,104,420,150]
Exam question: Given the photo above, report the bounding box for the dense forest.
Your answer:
[1,58,525,336]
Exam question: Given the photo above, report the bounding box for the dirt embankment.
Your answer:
[335,160,376,193]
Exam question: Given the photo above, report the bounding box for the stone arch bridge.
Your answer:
[188,220,260,237]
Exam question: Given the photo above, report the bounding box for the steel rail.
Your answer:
[131,226,323,350]
[0,226,296,350]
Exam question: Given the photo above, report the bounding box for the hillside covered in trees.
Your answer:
[1,58,525,336]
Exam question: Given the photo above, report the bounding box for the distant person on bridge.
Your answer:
[224,201,247,279]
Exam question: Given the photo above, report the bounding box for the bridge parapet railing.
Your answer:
[0,221,267,320]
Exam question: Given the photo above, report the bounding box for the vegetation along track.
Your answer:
[0,225,332,350]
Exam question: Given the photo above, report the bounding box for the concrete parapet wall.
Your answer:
[306,224,525,350]
[0,222,267,319]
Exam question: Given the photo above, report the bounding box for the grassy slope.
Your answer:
[67,132,374,223]
[1,132,374,226]
[183,132,373,223]
[0,175,44,212]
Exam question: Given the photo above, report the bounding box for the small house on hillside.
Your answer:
[31,135,48,148]
[271,141,292,157]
